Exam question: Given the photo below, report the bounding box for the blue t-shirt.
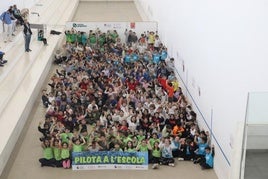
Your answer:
[205,153,214,167]
[143,55,149,62]
[161,50,168,61]
[197,143,208,155]
[0,11,12,24]
[124,55,131,63]
[153,53,161,64]
[171,141,180,151]
[132,53,139,62]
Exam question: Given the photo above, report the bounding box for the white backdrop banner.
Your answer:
[65,21,158,40]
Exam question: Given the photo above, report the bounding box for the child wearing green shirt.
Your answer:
[39,139,56,167]
[61,142,71,169]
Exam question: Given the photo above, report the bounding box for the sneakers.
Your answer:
[194,158,200,164]
[178,157,184,161]
[0,60,7,64]
[66,159,71,168]
[63,160,70,169]
[168,163,175,167]
[152,163,158,169]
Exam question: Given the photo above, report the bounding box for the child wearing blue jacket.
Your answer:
[199,145,215,170]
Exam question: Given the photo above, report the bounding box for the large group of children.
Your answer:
[39,28,214,170]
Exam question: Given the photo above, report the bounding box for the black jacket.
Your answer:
[23,22,32,35]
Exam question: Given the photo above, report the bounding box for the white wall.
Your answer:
[247,92,268,124]
[135,0,268,179]
[247,124,268,149]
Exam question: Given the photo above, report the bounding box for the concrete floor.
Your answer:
[2,1,218,179]
[72,1,142,21]
[245,150,268,179]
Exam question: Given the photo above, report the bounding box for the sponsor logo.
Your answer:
[73,23,87,28]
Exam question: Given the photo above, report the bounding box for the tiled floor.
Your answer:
[2,1,218,179]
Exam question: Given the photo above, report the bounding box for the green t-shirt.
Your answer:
[61,148,70,159]
[77,34,82,43]
[123,137,132,146]
[44,147,53,160]
[82,136,90,151]
[60,133,73,143]
[89,35,97,44]
[70,33,77,43]
[66,33,72,43]
[139,145,148,152]
[152,149,161,158]
[73,144,83,152]
[149,138,160,147]
[53,147,62,161]
[111,33,118,42]
[137,135,145,142]
[98,36,105,46]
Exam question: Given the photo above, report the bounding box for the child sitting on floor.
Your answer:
[0,51,8,67]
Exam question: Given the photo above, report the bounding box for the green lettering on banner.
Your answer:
[122,156,126,163]
[74,157,79,164]
[92,156,96,163]
[103,156,109,163]
[117,156,122,163]
[131,157,137,163]
[127,157,131,163]
[138,157,145,164]
[82,157,86,163]
[110,156,115,163]
[96,156,102,163]
[86,156,91,163]
[73,152,147,165]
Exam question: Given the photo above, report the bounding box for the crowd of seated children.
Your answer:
[38,28,214,170]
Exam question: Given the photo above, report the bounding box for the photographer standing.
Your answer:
[23,19,32,52]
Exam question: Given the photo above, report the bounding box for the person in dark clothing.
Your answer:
[38,30,48,45]
[199,145,215,170]
[38,121,51,141]
[177,139,197,161]
[0,51,7,67]
[41,90,50,108]
[12,4,24,25]
[23,19,32,52]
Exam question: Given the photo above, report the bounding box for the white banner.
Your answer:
[72,164,148,170]
[65,21,158,41]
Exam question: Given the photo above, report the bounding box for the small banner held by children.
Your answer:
[72,151,148,170]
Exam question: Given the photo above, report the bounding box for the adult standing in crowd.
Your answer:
[8,7,16,36]
[23,19,32,52]
[0,9,13,43]
[12,5,24,25]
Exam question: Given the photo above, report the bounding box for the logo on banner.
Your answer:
[73,23,87,28]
